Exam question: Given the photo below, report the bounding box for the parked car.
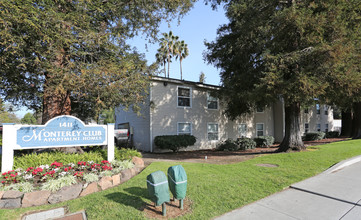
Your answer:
[114,122,133,148]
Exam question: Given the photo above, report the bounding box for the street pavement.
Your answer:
[215,156,361,220]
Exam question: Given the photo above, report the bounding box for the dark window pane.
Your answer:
[208,101,218,109]
[178,97,190,107]
[178,88,190,97]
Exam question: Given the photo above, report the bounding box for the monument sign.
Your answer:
[1,115,114,173]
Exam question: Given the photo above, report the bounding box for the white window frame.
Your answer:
[325,124,329,132]
[324,105,328,115]
[317,124,321,132]
[177,86,192,108]
[256,123,264,136]
[177,122,192,135]
[207,92,219,110]
[207,123,219,141]
[238,124,247,138]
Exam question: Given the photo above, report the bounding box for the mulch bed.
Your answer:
[143,198,192,219]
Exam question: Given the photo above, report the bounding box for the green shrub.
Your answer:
[83,173,99,183]
[237,137,257,150]
[41,175,77,192]
[13,151,104,169]
[11,148,141,170]
[154,135,196,152]
[4,182,34,192]
[114,148,142,160]
[254,136,275,148]
[111,160,134,170]
[326,131,340,138]
[217,139,239,151]
[304,132,326,141]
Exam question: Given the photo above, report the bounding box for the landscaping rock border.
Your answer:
[0,158,144,209]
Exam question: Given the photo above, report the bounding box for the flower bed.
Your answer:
[0,157,145,209]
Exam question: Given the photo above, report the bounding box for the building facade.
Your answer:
[115,76,334,152]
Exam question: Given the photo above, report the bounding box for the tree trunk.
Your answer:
[180,59,183,80]
[41,47,71,124]
[341,110,353,137]
[167,53,170,78]
[277,102,305,152]
[352,102,361,139]
[42,88,71,124]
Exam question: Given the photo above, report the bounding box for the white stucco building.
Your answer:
[115,76,334,152]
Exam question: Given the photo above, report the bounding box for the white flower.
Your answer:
[59,172,67,177]
[24,174,33,180]
[40,165,49,169]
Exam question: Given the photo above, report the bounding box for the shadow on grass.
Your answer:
[105,187,152,211]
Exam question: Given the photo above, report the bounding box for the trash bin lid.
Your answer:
[168,165,187,183]
[147,170,168,185]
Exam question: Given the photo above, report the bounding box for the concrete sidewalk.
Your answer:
[215,156,361,220]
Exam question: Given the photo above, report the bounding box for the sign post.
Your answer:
[1,116,114,173]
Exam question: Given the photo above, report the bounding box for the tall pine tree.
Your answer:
[205,0,354,151]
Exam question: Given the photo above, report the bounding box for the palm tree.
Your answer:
[174,40,189,80]
[155,48,167,77]
[158,31,179,78]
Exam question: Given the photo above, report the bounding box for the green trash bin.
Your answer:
[147,170,170,215]
[167,165,187,209]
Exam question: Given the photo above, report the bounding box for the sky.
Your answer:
[128,1,228,86]
[15,2,228,118]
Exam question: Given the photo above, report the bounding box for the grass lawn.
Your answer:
[1,139,361,219]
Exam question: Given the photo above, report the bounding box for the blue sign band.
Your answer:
[16,116,107,148]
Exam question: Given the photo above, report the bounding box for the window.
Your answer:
[117,123,129,130]
[304,108,309,114]
[178,87,191,107]
[256,106,264,113]
[317,124,321,132]
[207,123,219,141]
[305,123,309,133]
[238,124,247,137]
[207,93,218,110]
[324,106,328,115]
[256,123,264,136]
[316,104,320,114]
[325,124,329,132]
[177,122,192,135]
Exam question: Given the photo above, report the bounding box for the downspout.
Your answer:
[149,85,153,152]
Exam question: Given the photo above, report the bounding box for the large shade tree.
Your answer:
[325,1,361,139]
[205,0,352,152]
[0,0,196,124]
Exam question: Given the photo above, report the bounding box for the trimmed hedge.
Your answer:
[217,139,239,151]
[254,136,275,148]
[154,135,196,152]
[217,138,256,151]
[326,131,340,138]
[237,137,256,150]
[304,132,326,141]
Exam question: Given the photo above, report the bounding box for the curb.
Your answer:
[322,155,361,174]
